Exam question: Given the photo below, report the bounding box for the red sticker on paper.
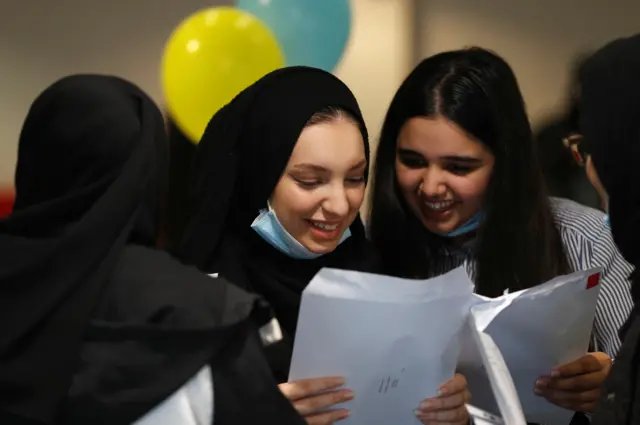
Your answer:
[587,272,601,289]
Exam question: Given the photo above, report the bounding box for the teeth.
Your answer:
[312,222,338,230]
[425,201,454,211]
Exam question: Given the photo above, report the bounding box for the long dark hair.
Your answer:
[369,47,570,296]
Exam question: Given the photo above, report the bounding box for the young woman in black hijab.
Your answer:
[576,33,640,424]
[0,75,305,425]
[177,66,388,424]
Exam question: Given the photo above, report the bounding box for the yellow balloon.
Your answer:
[162,7,285,142]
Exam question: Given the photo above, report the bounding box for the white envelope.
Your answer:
[289,266,474,425]
[458,268,603,425]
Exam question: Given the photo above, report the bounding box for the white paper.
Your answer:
[458,269,603,425]
[134,366,213,425]
[289,267,474,425]
[468,316,527,425]
[467,404,505,425]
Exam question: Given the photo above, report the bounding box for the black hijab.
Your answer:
[0,75,299,425]
[177,66,376,382]
[581,34,640,425]
[0,75,166,423]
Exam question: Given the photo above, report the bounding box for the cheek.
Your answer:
[395,165,422,195]
[449,172,492,202]
[346,186,366,211]
[271,181,312,222]
[274,187,318,220]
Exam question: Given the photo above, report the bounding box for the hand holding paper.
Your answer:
[459,268,603,425]
[534,351,612,413]
[289,266,602,425]
[279,376,352,424]
[415,373,470,424]
[289,267,474,425]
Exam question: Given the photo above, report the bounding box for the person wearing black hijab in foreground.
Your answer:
[577,34,640,424]
[177,66,378,424]
[0,75,305,425]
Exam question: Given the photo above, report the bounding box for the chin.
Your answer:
[423,221,457,236]
[304,240,339,255]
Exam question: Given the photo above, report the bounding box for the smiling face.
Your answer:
[395,116,494,236]
[270,115,367,254]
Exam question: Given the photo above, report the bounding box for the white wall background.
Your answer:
[2,0,639,187]
[0,0,225,184]
[336,0,414,144]
[0,0,413,186]
[415,0,640,125]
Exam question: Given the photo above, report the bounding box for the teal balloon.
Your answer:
[236,0,351,72]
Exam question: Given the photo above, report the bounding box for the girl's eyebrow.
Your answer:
[291,164,328,173]
[440,156,483,165]
[398,149,482,165]
[349,159,367,171]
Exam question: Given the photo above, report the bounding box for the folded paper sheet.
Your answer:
[289,267,474,425]
[467,404,506,425]
[467,319,526,425]
[459,269,602,425]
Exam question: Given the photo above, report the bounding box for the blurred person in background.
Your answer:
[577,33,640,425]
[535,52,602,210]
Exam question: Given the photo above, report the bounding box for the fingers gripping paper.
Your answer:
[289,267,474,425]
[459,269,602,425]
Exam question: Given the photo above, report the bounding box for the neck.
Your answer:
[451,231,477,247]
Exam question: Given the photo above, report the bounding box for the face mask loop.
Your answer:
[436,211,483,238]
[251,204,351,259]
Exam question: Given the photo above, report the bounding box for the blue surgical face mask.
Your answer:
[437,211,483,238]
[251,204,351,260]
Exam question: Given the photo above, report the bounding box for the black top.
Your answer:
[62,245,304,425]
[222,232,377,382]
[580,34,640,424]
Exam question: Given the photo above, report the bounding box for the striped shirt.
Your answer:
[426,197,634,359]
